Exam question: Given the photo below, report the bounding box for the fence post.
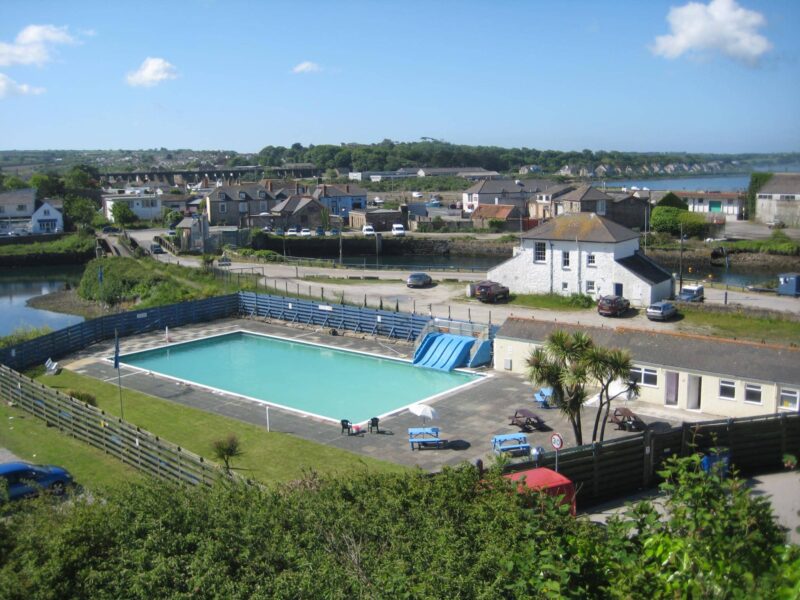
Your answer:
[680,422,690,456]
[643,429,654,488]
[592,443,600,497]
[780,413,787,459]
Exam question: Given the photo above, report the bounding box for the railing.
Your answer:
[0,365,226,486]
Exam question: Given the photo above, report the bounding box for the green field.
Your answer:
[32,370,408,484]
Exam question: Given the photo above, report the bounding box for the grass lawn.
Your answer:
[0,402,142,492]
[678,309,800,345]
[34,370,409,484]
[506,293,594,311]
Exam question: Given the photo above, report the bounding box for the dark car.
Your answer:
[330,228,340,236]
[677,285,704,303]
[275,227,285,236]
[315,226,325,236]
[101,226,120,234]
[646,301,678,321]
[0,462,73,502]
[475,280,510,303]
[406,272,433,288]
[597,295,630,317]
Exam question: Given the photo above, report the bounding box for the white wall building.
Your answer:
[30,201,63,233]
[103,194,163,223]
[755,173,800,227]
[676,191,745,220]
[488,213,673,307]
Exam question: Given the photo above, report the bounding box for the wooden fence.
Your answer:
[0,364,226,487]
[507,412,800,504]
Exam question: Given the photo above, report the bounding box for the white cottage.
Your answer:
[488,213,673,307]
[30,201,63,233]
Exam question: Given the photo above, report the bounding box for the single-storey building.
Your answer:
[470,204,522,230]
[493,317,800,419]
[755,173,800,227]
[677,191,745,220]
[349,208,403,231]
[487,213,673,307]
[312,184,367,220]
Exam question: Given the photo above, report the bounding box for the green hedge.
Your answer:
[0,234,95,266]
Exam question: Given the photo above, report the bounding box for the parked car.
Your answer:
[406,272,432,288]
[412,192,423,198]
[275,227,285,236]
[261,225,273,233]
[286,227,298,236]
[0,462,73,502]
[646,301,678,321]
[767,220,786,230]
[299,228,312,237]
[167,229,176,237]
[391,224,406,237]
[362,225,376,236]
[475,280,510,303]
[677,284,704,303]
[330,228,340,236]
[149,243,164,254]
[597,295,630,317]
[101,226,120,234]
[315,226,325,236]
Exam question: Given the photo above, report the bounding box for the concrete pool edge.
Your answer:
[111,328,490,426]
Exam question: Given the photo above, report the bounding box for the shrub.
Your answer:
[66,389,97,406]
[0,326,53,349]
[568,293,594,308]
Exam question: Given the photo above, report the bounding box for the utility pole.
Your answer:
[678,222,684,292]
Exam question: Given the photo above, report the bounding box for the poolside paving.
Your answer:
[66,318,685,472]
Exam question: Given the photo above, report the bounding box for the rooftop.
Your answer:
[521,213,639,243]
[758,173,800,195]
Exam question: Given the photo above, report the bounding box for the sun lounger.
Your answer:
[509,409,544,432]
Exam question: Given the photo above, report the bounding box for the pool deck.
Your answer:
[65,317,687,472]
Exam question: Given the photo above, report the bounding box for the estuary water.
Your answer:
[0,267,84,337]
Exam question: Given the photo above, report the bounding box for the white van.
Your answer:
[362,225,375,236]
[391,224,405,237]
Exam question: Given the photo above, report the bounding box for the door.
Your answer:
[709,201,722,213]
[687,375,702,410]
[665,371,679,406]
[614,283,623,297]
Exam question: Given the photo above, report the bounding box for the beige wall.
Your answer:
[493,336,798,418]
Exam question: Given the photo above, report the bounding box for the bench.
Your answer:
[409,427,447,450]
[492,433,532,457]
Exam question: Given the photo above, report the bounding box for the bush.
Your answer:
[568,293,595,308]
[66,389,97,406]
[650,206,706,237]
[488,218,505,233]
[0,326,53,349]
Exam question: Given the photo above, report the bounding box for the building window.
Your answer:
[259,191,266,199]
[561,282,568,291]
[218,203,227,214]
[586,280,595,293]
[757,194,770,199]
[562,251,570,268]
[259,201,267,212]
[218,192,226,200]
[719,379,736,400]
[0,206,4,213]
[239,192,246,199]
[534,242,546,263]
[780,195,795,201]
[587,253,596,266]
[744,383,762,404]
[17,204,25,211]
[630,366,658,387]
[43,209,50,216]
[596,199,606,215]
[779,388,799,411]
[239,202,248,213]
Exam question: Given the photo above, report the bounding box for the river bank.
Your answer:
[26,289,113,320]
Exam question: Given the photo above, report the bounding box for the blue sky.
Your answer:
[1,0,798,153]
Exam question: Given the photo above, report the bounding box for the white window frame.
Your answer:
[562,251,570,269]
[534,242,546,263]
[779,388,799,411]
[631,366,658,387]
[239,191,246,200]
[719,379,736,401]
[587,253,596,267]
[586,280,595,293]
[218,192,226,200]
[744,383,762,405]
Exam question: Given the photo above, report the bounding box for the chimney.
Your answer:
[323,184,327,196]
[268,181,273,192]
[345,184,350,193]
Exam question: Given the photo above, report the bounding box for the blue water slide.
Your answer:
[467,339,493,368]
[413,333,475,371]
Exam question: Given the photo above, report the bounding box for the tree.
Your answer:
[64,195,97,230]
[656,192,688,209]
[746,172,773,220]
[29,172,64,199]
[63,164,99,190]
[586,347,635,443]
[2,175,27,191]
[111,202,136,226]
[526,330,594,445]
[212,434,243,474]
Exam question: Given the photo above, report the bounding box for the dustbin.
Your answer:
[701,448,730,478]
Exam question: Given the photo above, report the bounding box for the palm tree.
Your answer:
[526,330,594,445]
[586,347,636,443]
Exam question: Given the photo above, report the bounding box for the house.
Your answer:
[103,187,164,223]
[602,192,651,230]
[518,165,542,175]
[0,188,37,233]
[493,317,800,419]
[755,173,800,227]
[470,204,522,231]
[349,208,403,231]
[677,191,746,220]
[204,183,299,227]
[175,215,208,253]
[487,213,673,306]
[312,183,367,220]
[30,201,64,233]
[559,184,614,216]
[270,196,326,230]
[461,178,549,213]
[529,184,575,220]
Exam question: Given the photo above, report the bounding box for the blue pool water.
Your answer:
[119,331,482,423]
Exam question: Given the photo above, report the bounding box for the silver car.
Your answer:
[646,301,678,321]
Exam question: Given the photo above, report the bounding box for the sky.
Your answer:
[1,0,798,154]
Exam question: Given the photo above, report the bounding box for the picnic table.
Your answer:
[509,409,545,432]
[491,433,531,457]
[609,407,646,432]
[408,427,447,450]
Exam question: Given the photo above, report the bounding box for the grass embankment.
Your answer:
[0,402,142,491]
[506,293,594,310]
[0,326,53,349]
[721,231,799,256]
[79,256,259,308]
[678,309,800,346]
[34,370,408,483]
[0,234,96,266]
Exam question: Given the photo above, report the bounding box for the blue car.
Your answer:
[0,462,74,501]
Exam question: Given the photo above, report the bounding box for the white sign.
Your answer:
[318,305,333,312]
[550,433,563,450]
[137,312,148,319]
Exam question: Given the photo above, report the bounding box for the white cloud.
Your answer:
[651,0,772,65]
[126,57,178,87]
[0,73,45,99]
[0,24,76,67]
[292,61,321,74]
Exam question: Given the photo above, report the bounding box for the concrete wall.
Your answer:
[493,337,798,418]
[757,195,800,227]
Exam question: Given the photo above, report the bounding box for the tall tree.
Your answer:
[586,347,635,443]
[111,202,136,225]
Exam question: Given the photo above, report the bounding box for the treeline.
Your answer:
[257,140,800,175]
[0,457,797,598]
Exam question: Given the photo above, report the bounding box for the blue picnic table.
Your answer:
[409,427,446,450]
[491,433,531,456]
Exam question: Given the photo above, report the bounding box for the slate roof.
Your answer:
[471,204,516,219]
[757,173,800,195]
[419,167,486,175]
[537,183,575,198]
[0,188,36,208]
[496,317,800,386]
[312,184,367,199]
[464,178,550,195]
[616,252,672,284]
[558,184,613,203]
[272,196,322,215]
[207,184,270,202]
[521,213,639,243]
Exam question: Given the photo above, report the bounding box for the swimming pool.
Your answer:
[118,331,484,423]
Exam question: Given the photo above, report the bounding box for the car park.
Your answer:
[677,284,704,303]
[299,228,311,237]
[475,280,510,303]
[0,462,73,502]
[286,227,298,236]
[391,224,406,237]
[406,272,432,288]
[646,301,678,321]
[362,225,376,236]
[597,295,630,317]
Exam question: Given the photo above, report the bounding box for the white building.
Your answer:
[676,191,745,220]
[461,178,548,213]
[103,193,162,223]
[488,213,673,307]
[30,201,63,233]
[755,173,800,227]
